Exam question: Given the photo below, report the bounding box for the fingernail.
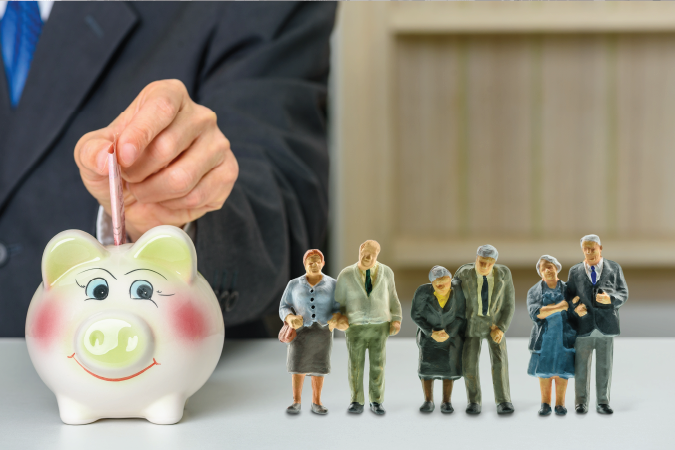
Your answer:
[120,143,138,166]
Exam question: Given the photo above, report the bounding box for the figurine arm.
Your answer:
[526,284,544,323]
[388,270,403,323]
[495,269,515,333]
[410,290,433,336]
[603,264,629,310]
[278,282,295,322]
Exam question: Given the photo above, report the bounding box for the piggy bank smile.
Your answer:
[26,226,225,424]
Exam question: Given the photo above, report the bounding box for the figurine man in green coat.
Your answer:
[454,245,515,415]
[335,240,402,415]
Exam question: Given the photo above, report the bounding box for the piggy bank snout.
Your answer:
[74,312,155,377]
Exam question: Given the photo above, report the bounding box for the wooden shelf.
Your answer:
[391,237,675,269]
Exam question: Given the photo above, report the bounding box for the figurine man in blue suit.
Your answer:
[566,235,628,414]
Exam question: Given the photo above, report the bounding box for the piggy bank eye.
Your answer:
[130,280,153,300]
[85,278,109,300]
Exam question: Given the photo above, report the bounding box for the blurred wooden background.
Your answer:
[328,2,675,337]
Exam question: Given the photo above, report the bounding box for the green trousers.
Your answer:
[345,322,390,404]
[462,336,512,405]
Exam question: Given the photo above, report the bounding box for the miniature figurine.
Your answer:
[278,249,346,415]
[527,255,576,416]
[411,265,466,414]
[335,240,402,415]
[25,225,225,424]
[566,235,628,414]
[454,245,515,415]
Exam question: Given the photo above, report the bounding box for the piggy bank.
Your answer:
[25,225,224,424]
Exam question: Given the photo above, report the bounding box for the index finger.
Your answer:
[117,80,189,167]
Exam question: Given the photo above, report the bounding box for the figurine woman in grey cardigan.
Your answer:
[279,249,347,415]
[411,266,466,414]
[526,255,576,416]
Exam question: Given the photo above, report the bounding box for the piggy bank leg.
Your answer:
[57,396,99,425]
[144,394,186,425]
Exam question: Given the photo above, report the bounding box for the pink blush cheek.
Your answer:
[171,299,208,339]
[28,300,62,348]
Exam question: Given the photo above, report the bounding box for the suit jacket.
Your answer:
[454,263,515,338]
[0,2,336,336]
[335,263,403,326]
[565,260,628,337]
[410,281,466,339]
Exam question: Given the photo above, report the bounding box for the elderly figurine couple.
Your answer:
[412,245,516,415]
[527,235,628,416]
[278,240,401,415]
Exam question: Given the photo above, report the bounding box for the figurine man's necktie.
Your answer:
[591,265,597,285]
[481,275,488,315]
[1,1,44,108]
[365,268,373,297]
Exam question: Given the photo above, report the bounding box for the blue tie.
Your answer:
[1,1,43,108]
[591,265,597,285]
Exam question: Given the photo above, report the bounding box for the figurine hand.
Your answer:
[561,301,569,311]
[431,330,449,342]
[336,315,350,331]
[286,314,303,330]
[572,296,580,304]
[575,304,588,317]
[490,326,504,344]
[596,292,612,305]
[75,79,238,242]
[390,321,401,336]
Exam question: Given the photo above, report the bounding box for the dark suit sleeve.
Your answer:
[600,262,628,310]
[192,3,336,326]
[495,267,515,333]
[565,267,581,324]
[411,287,433,337]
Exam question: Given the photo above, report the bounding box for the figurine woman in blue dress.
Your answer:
[527,255,576,416]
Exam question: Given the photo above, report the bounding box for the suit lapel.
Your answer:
[0,2,138,210]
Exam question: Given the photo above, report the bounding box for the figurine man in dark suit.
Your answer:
[566,234,628,415]
[454,245,515,415]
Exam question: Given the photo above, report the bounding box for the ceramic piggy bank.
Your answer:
[25,225,224,424]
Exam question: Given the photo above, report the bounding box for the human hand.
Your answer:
[74,79,238,242]
[490,325,504,344]
[575,304,587,317]
[572,296,580,304]
[431,330,449,342]
[596,292,611,305]
[286,314,303,330]
[390,321,401,336]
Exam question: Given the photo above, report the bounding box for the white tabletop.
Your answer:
[0,337,671,450]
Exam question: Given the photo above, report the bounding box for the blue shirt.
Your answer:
[279,274,339,327]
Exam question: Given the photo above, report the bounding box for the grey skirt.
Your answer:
[287,322,333,375]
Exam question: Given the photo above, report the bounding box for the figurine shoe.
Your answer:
[370,402,386,415]
[597,404,614,415]
[497,402,515,414]
[440,402,454,414]
[465,403,481,415]
[555,405,567,416]
[538,403,552,416]
[419,401,435,413]
[286,403,301,415]
[347,402,364,414]
[575,404,588,414]
[311,403,328,415]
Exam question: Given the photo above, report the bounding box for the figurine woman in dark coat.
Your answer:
[411,266,466,414]
[527,255,576,416]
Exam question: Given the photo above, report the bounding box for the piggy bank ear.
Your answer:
[130,225,197,282]
[42,230,110,288]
